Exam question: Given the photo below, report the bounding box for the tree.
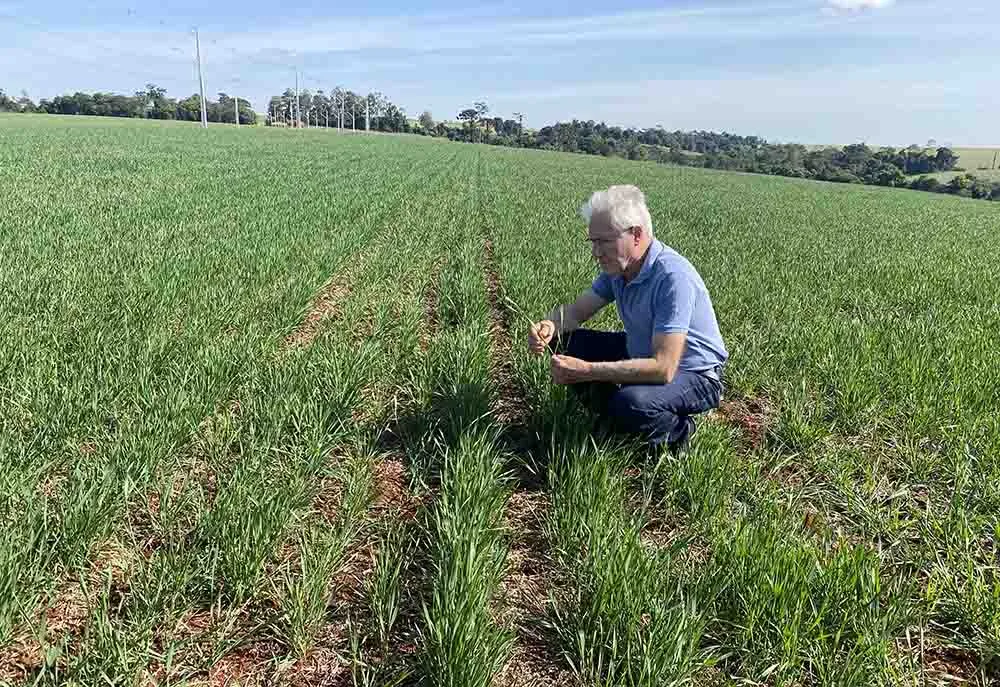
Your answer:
[458,108,478,142]
[473,101,489,142]
[234,97,256,126]
[512,111,524,142]
[910,176,941,193]
[0,89,15,111]
[177,94,203,122]
[331,87,347,129]
[864,161,905,187]
[969,177,994,200]
[367,92,387,130]
[934,147,959,172]
[15,90,37,113]
[947,173,975,197]
[313,90,329,127]
[419,110,434,133]
[213,92,233,123]
[381,103,408,132]
[266,96,283,125]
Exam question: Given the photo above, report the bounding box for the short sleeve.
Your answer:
[653,272,696,334]
[591,272,615,302]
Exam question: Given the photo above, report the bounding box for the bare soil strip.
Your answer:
[495,492,574,687]
[281,274,352,352]
[297,265,441,684]
[421,259,444,352]
[0,539,135,682]
[482,237,572,686]
[482,239,530,432]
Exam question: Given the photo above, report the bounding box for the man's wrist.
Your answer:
[585,360,602,381]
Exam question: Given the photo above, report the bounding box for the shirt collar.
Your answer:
[625,239,663,287]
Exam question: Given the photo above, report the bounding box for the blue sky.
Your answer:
[2,0,997,145]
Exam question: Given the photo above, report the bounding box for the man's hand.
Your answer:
[551,354,592,385]
[528,320,556,356]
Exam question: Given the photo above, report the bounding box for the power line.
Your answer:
[3,10,399,131]
[0,13,190,93]
[2,11,264,116]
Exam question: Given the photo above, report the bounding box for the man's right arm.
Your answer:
[544,289,608,335]
[529,289,609,355]
[528,281,613,355]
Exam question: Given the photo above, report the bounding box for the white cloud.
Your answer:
[825,0,895,11]
[3,4,830,70]
[4,0,998,144]
[7,0,984,77]
[477,66,998,146]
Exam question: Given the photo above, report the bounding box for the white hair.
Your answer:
[579,184,653,236]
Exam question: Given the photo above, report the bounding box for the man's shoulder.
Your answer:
[649,244,700,284]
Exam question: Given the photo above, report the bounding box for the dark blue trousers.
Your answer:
[552,329,723,449]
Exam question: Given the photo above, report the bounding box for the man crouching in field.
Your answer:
[527,184,728,454]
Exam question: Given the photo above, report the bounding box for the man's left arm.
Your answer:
[551,272,695,386]
[585,332,686,384]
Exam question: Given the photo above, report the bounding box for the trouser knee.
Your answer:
[607,387,683,446]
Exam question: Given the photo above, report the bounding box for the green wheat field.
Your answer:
[1,114,999,686]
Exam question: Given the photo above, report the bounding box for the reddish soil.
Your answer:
[495,492,573,687]
[481,239,571,684]
[372,457,422,520]
[281,636,351,686]
[0,538,138,682]
[482,239,530,430]
[421,260,443,351]
[921,644,982,683]
[205,640,285,687]
[311,475,343,525]
[282,276,351,351]
[717,395,777,449]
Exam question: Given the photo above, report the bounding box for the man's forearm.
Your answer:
[544,303,582,336]
[588,358,673,385]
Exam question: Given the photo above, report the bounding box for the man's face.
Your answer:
[588,211,635,276]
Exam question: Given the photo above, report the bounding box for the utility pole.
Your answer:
[295,70,300,128]
[365,94,370,132]
[194,29,208,128]
[337,88,343,131]
[233,96,239,126]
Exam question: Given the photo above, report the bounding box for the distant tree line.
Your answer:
[263,88,408,132]
[1,85,257,124]
[4,84,996,201]
[417,109,1000,202]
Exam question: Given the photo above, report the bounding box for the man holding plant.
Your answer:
[527,184,728,454]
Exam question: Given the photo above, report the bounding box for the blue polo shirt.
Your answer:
[591,240,728,376]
